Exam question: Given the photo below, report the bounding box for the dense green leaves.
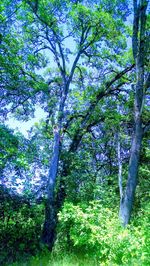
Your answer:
[0,125,18,170]
[57,200,150,265]
[0,194,44,265]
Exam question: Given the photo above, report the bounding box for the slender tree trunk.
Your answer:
[119,0,148,226]
[41,126,84,248]
[119,116,143,225]
[41,73,69,247]
[41,129,61,249]
[116,131,123,200]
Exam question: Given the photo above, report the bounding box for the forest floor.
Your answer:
[6,252,99,266]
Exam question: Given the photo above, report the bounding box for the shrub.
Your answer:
[56,200,150,265]
[0,202,44,265]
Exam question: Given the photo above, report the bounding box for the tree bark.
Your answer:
[119,0,148,226]
[41,129,61,249]
[119,115,143,225]
[116,131,123,200]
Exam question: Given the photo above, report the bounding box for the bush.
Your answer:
[0,202,44,265]
[56,200,150,265]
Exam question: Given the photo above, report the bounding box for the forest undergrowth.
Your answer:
[1,191,150,266]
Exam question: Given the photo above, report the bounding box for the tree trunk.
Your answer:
[41,127,84,248]
[41,50,82,248]
[116,131,123,200]
[119,117,143,225]
[41,129,61,249]
[119,0,148,226]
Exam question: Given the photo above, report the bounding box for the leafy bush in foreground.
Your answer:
[56,200,150,265]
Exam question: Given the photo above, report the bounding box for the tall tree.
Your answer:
[21,0,132,248]
[119,0,149,226]
[36,1,122,248]
[2,0,146,249]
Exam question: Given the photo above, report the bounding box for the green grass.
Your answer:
[7,252,99,266]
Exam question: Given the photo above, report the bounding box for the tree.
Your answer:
[20,0,132,248]
[0,0,48,121]
[119,0,150,226]
[2,1,149,253]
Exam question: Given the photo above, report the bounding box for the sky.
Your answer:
[6,106,46,137]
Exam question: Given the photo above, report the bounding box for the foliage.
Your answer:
[0,125,19,169]
[0,195,44,265]
[56,200,150,265]
[0,0,150,264]
[4,198,149,266]
[7,251,98,266]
